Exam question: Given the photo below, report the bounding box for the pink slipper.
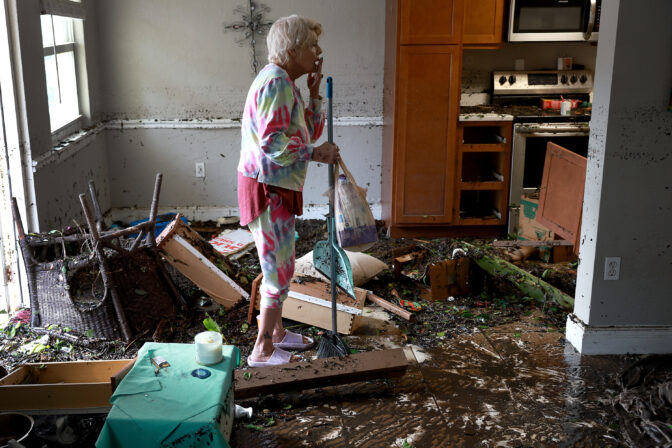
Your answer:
[247,347,292,368]
[273,330,315,351]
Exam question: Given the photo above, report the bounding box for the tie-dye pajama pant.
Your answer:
[247,192,295,309]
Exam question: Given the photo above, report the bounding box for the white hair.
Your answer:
[267,15,322,66]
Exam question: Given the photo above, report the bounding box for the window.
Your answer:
[41,14,81,133]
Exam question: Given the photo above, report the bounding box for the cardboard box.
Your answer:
[519,195,577,262]
[0,359,134,414]
[518,195,554,241]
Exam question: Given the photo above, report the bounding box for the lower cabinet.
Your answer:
[455,121,513,227]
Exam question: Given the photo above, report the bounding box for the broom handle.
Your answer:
[327,76,338,335]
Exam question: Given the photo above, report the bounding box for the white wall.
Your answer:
[567,0,672,354]
[95,0,385,218]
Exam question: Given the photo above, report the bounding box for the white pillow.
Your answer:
[294,250,387,286]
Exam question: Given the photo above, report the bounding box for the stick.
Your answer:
[365,292,412,321]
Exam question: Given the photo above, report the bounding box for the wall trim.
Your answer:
[33,117,383,171]
[108,203,382,225]
[566,313,672,355]
[104,116,383,130]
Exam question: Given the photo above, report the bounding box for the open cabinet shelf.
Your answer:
[456,121,512,226]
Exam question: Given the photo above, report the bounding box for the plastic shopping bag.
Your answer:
[334,159,378,252]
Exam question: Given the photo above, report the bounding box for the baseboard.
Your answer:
[108,203,382,224]
[566,313,672,355]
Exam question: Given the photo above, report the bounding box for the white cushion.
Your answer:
[293,250,387,286]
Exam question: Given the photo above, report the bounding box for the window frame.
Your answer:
[39,0,87,144]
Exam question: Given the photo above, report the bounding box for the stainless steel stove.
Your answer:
[491,70,593,235]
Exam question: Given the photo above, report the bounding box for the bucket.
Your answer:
[0,413,34,447]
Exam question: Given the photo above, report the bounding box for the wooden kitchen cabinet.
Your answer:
[383,0,509,237]
[455,121,512,225]
[392,45,461,225]
[463,0,506,46]
[399,0,463,45]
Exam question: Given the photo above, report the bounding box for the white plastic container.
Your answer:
[560,100,572,116]
[194,331,223,365]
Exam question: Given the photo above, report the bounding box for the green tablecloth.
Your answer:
[96,342,240,448]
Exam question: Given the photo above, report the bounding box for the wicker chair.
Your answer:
[12,174,183,341]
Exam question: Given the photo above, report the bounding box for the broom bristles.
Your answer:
[317,331,350,358]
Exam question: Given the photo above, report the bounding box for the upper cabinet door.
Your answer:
[400,0,463,44]
[462,0,505,45]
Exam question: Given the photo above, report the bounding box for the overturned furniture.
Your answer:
[11,174,182,341]
[157,214,249,309]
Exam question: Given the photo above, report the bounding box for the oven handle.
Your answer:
[584,0,597,41]
[515,127,590,137]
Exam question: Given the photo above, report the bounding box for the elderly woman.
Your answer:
[238,15,339,367]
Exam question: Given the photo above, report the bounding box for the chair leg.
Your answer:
[11,198,41,326]
[88,180,107,233]
[79,194,133,341]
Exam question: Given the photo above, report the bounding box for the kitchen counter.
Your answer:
[460,105,592,122]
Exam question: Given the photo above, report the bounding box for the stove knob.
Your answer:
[560,75,568,84]
[508,75,516,85]
[580,74,588,83]
[570,75,578,84]
[499,75,507,85]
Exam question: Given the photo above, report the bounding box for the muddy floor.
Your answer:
[0,219,663,447]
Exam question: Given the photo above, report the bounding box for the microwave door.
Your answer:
[508,0,596,42]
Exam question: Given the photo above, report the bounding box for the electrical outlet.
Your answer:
[604,257,621,280]
[195,162,205,178]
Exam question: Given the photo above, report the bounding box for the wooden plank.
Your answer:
[249,277,367,334]
[0,383,112,412]
[366,292,412,321]
[234,348,408,399]
[159,234,246,308]
[492,239,574,247]
[247,273,263,325]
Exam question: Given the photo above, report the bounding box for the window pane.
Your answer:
[45,51,79,131]
[52,16,74,45]
[41,15,53,47]
[41,15,74,48]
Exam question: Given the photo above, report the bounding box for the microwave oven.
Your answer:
[508,0,601,42]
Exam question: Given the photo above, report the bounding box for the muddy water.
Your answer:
[232,323,627,447]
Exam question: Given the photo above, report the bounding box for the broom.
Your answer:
[316,77,350,359]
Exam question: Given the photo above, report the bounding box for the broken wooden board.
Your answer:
[492,239,574,247]
[248,277,367,334]
[461,241,574,310]
[429,257,469,300]
[0,359,134,414]
[234,348,408,399]
[366,292,413,321]
[157,215,248,308]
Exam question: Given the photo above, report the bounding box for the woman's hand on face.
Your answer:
[312,141,339,164]
[308,57,323,99]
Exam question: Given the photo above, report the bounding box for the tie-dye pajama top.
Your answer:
[238,64,325,192]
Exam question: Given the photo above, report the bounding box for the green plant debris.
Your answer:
[203,313,221,333]
[461,241,574,310]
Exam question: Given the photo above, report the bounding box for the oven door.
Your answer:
[508,122,590,235]
[509,0,600,42]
